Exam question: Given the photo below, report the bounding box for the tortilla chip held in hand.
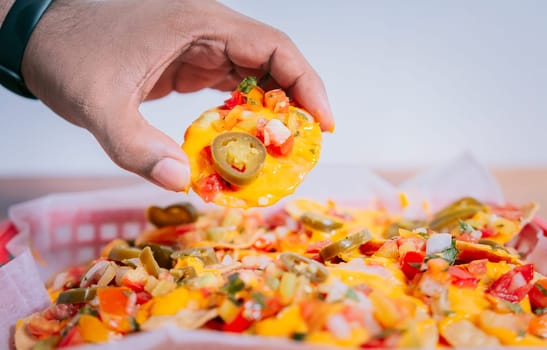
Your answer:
[182,77,322,208]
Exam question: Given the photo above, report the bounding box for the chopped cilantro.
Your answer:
[79,304,98,317]
[407,262,424,270]
[251,292,266,308]
[345,287,360,302]
[503,300,523,314]
[443,310,456,317]
[291,332,307,341]
[517,329,527,338]
[534,307,547,315]
[223,273,245,296]
[237,76,257,93]
[534,282,547,296]
[426,238,459,265]
[458,220,474,232]
[416,231,430,239]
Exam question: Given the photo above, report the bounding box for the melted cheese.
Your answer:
[183,106,321,208]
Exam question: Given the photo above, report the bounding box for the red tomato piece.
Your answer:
[261,296,284,319]
[196,174,232,202]
[121,278,145,293]
[222,309,253,333]
[400,251,425,280]
[480,226,495,238]
[529,279,547,310]
[224,90,245,109]
[136,291,153,305]
[200,146,213,164]
[253,235,277,252]
[448,266,479,288]
[57,326,84,347]
[267,135,294,157]
[264,89,290,113]
[487,264,534,302]
[467,259,488,277]
[306,239,333,254]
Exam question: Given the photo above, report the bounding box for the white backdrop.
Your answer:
[0,0,546,176]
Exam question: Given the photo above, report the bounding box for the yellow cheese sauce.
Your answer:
[183,106,321,208]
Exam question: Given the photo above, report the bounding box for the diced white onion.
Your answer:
[264,119,291,146]
[426,233,452,255]
[327,314,351,339]
[509,272,527,291]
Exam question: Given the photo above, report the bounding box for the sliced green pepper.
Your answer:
[57,287,98,304]
[169,266,197,281]
[137,243,174,269]
[385,219,426,238]
[147,202,198,228]
[171,247,218,265]
[429,197,485,231]
[279,252,329,283]
[300,212,343,231]
[108,246,142,261]
[319,229,371,261]
[140,246,161,277]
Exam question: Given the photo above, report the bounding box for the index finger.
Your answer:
[267,37,335,132]
[224,23,334,132]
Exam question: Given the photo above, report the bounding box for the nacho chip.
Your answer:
[182,77,322,208]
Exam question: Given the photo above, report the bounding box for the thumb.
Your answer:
[92,110,190,192]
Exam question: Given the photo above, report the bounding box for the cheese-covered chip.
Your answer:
[182,77,322,208]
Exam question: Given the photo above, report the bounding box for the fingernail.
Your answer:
[151,158,190,191]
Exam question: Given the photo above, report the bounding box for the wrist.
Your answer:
[0,0,15,27]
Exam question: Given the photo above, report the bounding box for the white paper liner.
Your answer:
[0,154,543,349]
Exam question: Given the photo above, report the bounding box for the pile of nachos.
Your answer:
[15,197,547,349]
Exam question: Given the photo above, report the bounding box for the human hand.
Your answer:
[20,0,334,191]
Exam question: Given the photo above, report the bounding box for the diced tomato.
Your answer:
[57,326,84,347]
[222,309,253,333]
[487,264,534,302]
[480,226,495,238]
[253,235,277,252]
[136,291,153,305]
[195,174,232,202]
[261,296,284,319]
[267,135,294,157]
[448,266,478,288]
[121,278,145,293]
[529,279,547,310]
[224,90,245,109]
[264,89,290,113]
[175,223,197,235]
[467,259,488,277]
[400,251,425,280]
[200,146,213,164]
[306,239,333,254]
[457,232,480,243]
[265,209,290,229]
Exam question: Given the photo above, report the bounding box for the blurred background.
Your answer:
[1,0,546,216]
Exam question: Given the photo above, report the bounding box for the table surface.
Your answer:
[1,168,546,220]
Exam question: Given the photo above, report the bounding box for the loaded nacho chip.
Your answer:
[182,77,322,208]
